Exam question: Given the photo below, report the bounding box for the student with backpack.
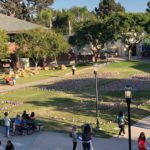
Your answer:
[82,124,93,150]
[118,111,127,136]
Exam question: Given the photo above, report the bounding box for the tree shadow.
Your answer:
[34,77,116,100]
[25,97,96,118]
[130,61,150,74]
[36,117,113,138]
[33,76,150,105]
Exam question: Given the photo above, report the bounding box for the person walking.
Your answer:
[3,112,11,138]
[118,111,126,136]
[138,132,146,150]
[82,124,93,150]
[5,140,14,150]
[72,126,78,150]
[72,65,76,75]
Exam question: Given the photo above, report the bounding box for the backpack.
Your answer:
[118,116,125,127]
[82,133,91,142]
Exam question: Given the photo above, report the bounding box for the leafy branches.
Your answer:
[16,28,70,68]
[0,29,8,59]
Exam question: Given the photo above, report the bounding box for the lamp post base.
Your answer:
[94,127,102,131]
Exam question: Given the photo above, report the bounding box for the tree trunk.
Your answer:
[35,62,38,70]
[14,55,20,69]
[49,19,52,30]
[54,56,58,66]
[128,49,132,61]
[128,43,134,61]
[92,53,99,62]
[68,20,72,35]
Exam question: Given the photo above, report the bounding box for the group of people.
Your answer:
[3,110,36,137]
[0,140,14,150]
[118,111,149,150]
[71,123,93,150]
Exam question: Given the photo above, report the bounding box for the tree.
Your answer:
[69,20,109,62]
[95,0,125,18]
[0,0,54,21]
[69,6,96,22]
[105,13,146,61]
[69,6,97,33]
[69,13,148,62]
[45,31,70,64]
[141,34,150,47]
[37,9,53,29]
[53,7,97,35]
[54,10,75,35]
[0,29,8,59]
[16,28,70,68]
[0,0,22,17]
[146,1,150,12]
[16,28,47,68]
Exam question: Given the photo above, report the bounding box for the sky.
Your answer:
[52,0,149,12]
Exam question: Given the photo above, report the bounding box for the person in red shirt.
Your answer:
[138,132,146,150]
[5,77,13,86]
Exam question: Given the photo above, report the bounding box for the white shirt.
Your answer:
[4,116,11,126]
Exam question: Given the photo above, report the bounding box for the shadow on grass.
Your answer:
[25,97,96,117]
[34,77,116,100]
[33,76,150,104]
[130,61,150,73]
[25,96,150,128]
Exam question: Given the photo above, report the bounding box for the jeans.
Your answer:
[5,126,10,137]
[119,125,125,135]
[73,142,77,150]
[83,143,90,150]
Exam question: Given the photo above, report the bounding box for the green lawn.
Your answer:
[100,60,150,78]
[16,69,69,84]
[0,60,150,138]
[1,63,94,84]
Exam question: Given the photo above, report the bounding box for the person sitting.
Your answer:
[13,114,23,135]
[29,112,37,131]
[22,110,29,120]
[30,112,35,120]
[5,77,13,86]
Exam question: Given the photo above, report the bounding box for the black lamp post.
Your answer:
[125,85,132,150]
[93,64,100,130]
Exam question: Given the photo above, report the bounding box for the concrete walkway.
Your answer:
[0,116,149,150]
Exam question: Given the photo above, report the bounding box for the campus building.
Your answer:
[0,13,43,68]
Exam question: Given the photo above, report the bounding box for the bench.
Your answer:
[35,123,43,131]
[0,119,44,136]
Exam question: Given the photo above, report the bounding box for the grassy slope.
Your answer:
[0,61,150,138]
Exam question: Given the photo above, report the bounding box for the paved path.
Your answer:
[0,57,125,94]
[0,116,149,150]
[0,67,91,93]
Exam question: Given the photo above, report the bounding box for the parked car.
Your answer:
[100,50,118,59]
